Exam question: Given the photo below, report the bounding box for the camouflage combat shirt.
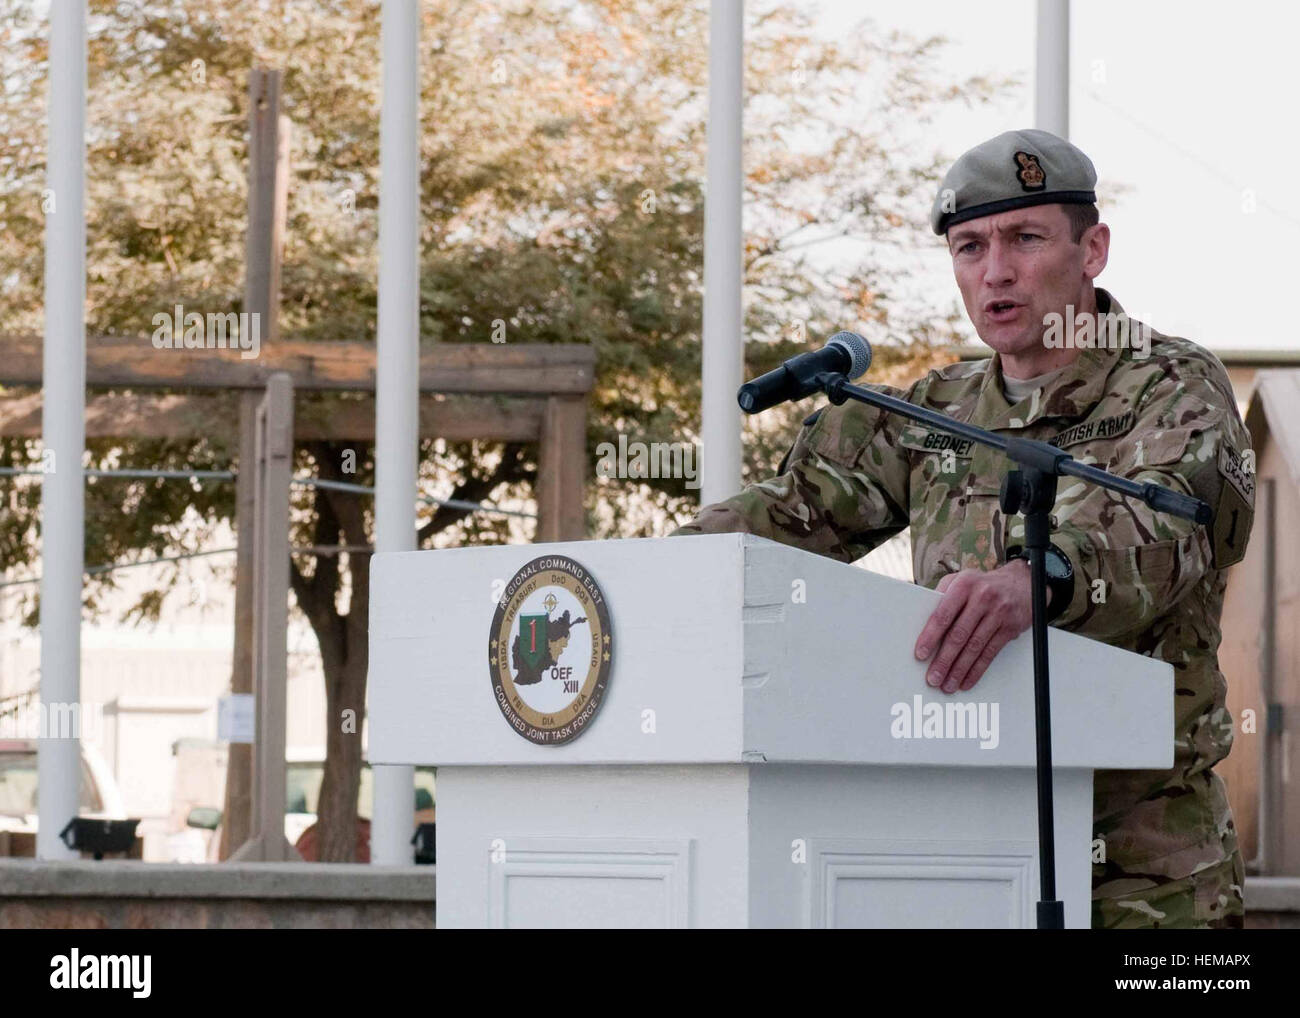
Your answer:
[674,290,1256,927]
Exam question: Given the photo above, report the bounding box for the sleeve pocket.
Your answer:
[1118,427,1195,469]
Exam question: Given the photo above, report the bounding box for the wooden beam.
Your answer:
[0,335,595,395]
[296,394,545,443]
[0,391,226,439]
[535,395,587,541]
[0,391,546,442]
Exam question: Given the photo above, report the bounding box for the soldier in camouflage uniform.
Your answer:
[673,129,1255,929]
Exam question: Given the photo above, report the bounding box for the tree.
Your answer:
[0,0,1010,859]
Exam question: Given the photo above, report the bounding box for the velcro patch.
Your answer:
[1213,482,1252,568]
[897,425,975,457]
[1050,410,1136,449]
[1218,443,1256,505]
[1212,443,1255,567]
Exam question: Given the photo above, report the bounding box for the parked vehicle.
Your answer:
[0,739,128,846]
[185,751,435,862]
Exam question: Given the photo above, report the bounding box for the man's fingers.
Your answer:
[958,627,1014,692]
[941,611,1004,693]
[925,595,986,688]
[914,573,971,662]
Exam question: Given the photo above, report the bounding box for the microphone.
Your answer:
[737,331,872,414]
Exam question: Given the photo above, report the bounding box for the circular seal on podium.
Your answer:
[488,554,613,745]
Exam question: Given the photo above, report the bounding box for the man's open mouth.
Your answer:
[985,300,1021,314]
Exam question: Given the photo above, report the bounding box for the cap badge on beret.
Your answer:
[930,129,1097,234]
[1014,152,1046,191]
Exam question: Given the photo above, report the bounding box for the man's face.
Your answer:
[946,205,1107,365]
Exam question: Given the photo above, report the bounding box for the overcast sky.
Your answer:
[19,2,1295,352]
[805,0,1300,352]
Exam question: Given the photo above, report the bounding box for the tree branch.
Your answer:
[414,442,532,547]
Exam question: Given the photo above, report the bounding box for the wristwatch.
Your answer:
[1005,544,1075,622]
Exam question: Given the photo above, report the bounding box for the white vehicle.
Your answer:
[0,739,128,841]
[185,747,435,861]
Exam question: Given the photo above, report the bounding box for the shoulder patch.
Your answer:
[1218,443,1256,504]
[1210,444,1255,569]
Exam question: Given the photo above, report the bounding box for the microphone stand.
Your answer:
[810,371,1211,930]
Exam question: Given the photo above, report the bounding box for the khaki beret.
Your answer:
[931,128,1097,235]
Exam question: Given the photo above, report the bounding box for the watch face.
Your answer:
[1044,548,1072,580]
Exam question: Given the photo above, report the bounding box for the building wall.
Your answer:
[1217,464,1267,863]
[0,549,332,861]
[1219,433,1300,875]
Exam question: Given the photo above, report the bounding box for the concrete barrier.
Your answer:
[1244,877,1300,929]
[2,859,1291,928]
[0,860,435,929]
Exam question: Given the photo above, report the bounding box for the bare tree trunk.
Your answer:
[289,441,357,860]
[316,453,371,861]
[315,620,366,862]
[290,439,535,862]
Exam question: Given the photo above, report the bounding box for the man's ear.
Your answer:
[1082,222,1110,281]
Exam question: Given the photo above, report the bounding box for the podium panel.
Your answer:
[370,535,1172,928]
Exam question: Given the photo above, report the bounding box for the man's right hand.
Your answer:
[912,560,1038,694]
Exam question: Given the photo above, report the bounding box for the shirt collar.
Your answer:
[970,288,1125,430]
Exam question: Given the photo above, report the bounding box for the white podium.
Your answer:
[369,534,1172,929]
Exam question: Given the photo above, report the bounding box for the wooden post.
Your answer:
[535,395,587,541]
[230,374,295,862]
[220,68,289,860]
[218,392,258,860]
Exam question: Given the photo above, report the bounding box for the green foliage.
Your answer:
[0,0,1010,615]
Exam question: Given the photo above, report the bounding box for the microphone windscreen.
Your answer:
[825,331,872,379]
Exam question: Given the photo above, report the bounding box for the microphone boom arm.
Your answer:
[818,372,1210,524]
